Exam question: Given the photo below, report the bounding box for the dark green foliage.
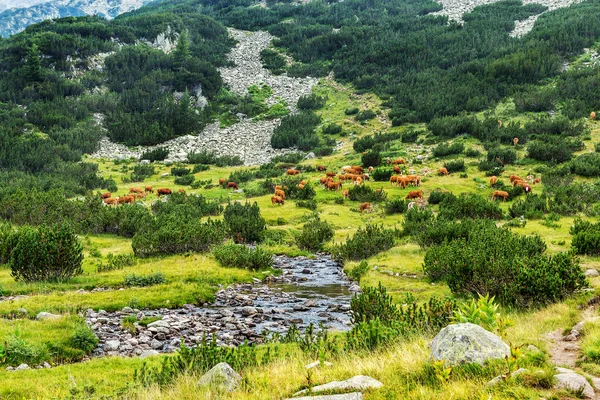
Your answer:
[140,148,168,162]
[347,260,370,283]
[130,164,155,182]
[350,283,400,325]
[228,169,256,183]
[348,185,386,202]
[223,202,266,244]
[527,138,580,163]
[124,272,166,287]
[402,207,435,236]
[295,216,334,251]
[372,168,393,182]
[438,193,503,220]
[570,153,600,177]
[428,189,456,205]
[192,164,210,173]
[70,326,99,353]
[344,108,359,115]
[401,130,420,143]
[432,142,464,157]
[213,244,273,270]
[332,224,395,262]
[313,146,333,157]
[465,148,481,158]
[187,151,243,167]
[9,225,83,283]
[486,145,517,165]
[173,174,195,186]
[96,253,136,273]
[276,176,316,200]
[423,224,585,307]
[355,110,376,122]
[322,123,342,135]
[2,333,47,366]
[525,115,586,137]
[170,167,190,176]
[353,132,401,153]
[443,159,465,173]
[260,49,286,73]
[296,199,317,210]
[416,219,496,249]
[361,150,381,167]
[384,199,410,215]
[509,194,548,219]
[571,218,600,256]
[514,86,557,112]
[297,94,326,110]
[271,112,321,151]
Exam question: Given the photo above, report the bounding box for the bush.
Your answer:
[486,145,517,165]
[355,110,376,121]
[423,224,585,307]
[508,194,548,219]
[296,199,317,210]
[402,207,435,236]
[443,159,465,173]
[465,148,481,158]
[348,185,387,202]
[571,219,600,255]
[416,218,496,249]
[124,272,166,287]
[322,123,342,135]
[438,193,503,220]
[174,174,195,186]
[223,202,266,243]
[347,260,370,283]
[271,112,321,151]
[527,138,579,163]
[192,164,210,173]
[402,129,420,143]
[171,167,190,176]
[332,224,395,262]
[2,334,47,366]
[384,199,410,214]
[295,217,334,251]
[130,164,155,182]
[428,189,456,205]
[432,141,464,157]
[213,244,273,270]
[570,153,600,177]
[70,326,99,353]
[314,146,333,157]
[140,147,168,162]
[297,94,326,110]
[10,225,83,283]
[96,253,136,272]
[228,169,256,183]
[344,107,359,115]
[361,150,381,168]
[372,168,393,182]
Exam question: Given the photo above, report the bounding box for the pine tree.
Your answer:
[172,31,190,71]
[24,44,42,83]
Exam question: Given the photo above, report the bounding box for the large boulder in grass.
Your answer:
[430,323,510,366]
[197,362,241,392]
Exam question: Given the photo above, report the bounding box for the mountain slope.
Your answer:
[0,0,150,37]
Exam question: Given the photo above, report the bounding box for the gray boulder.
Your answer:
[584,269,599,278]
[36,312,61,321]
[197,362,241,392]
[139,350,160,358]
[104,340,120,352]
[288,394,363,400]
[430,323,510,366]
[293,375,382,396]
[554,371,595,399]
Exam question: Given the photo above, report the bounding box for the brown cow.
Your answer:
[351,166,364,174]
[227,182,239,190]
[359,202,372,213]
[145,185,154,193]
[275,185,283,190]
[368,166,374,173]
[103,197,117,206]
[157,188,172,196]
[406,175,421,186]
[319,177,330,186]
[219,178,226,185]
[286,169,300,175]
[178,188,186,194]
[317,165,327,172]
[327,181,342,191]
[298,183,305,189]
[513,179,525,187]
[521,183,532,194]
[354,177,363,186]
[491,190,509,201]
[533,177,541,185]
[490,176,498,186]
[439,167,448,176]
[342,189,349,199]
[271,195,285,206]
[391,158,406,165]
[118,195,135,204]
[129,187,144,194]
[591,111,596,120]
[390,175,400,186]
[275,189,286,199]
[393,165,402,174]
[101,192,111,199]
[406,190,423,200]
[509,175,522,183]
[325,172,336,177]
[513,137,519,146]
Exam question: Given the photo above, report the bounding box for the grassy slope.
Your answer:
[1,78,600,399]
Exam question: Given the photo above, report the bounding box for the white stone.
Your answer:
[293,376,383,396]
[104,340,120,352]
[197,362,241,392]
[288,394,363,400]
[36,312,61,321]
[554,372,595,399]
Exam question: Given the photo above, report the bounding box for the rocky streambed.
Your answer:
[88,255,359,358]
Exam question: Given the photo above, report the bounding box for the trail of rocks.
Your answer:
[430,0,582,37]
[88,255,358,358]
[90,28,318,165]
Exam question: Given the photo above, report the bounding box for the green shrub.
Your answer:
[571,219,600,255]
[432,141,464,157]
[10,225,83,283]
[70,326,99,353]
[402,207,435,236]
[465,148,482,157]
[296,199,317,210]
[297,94,326,110]
[355,110,376,121]
[384,199,410,214]
[508,194,548,219]
[416,219,496,249]
[428,189,456,205]
[322,123,342,135]
[2,333,47,366]
[348,185,387,202]
[402,129,420,143]
[344,107,359,115]
[124,272,166,287]
[314,146,333,157]
[228,169,256,183]
[271,112,321,151]
[223,202,267,243]
[277,177,316,200]
[96,253,136,272]
[192,164,210,173]
[140,148,168,162]
[372,168,393,182]
[260,49,286,73]
[486,145,517,165]
[347,260,370,283]
[527,138,579,163]
[361,150,381,167]
[438,193,503,220]
[213,244,273,270]
[295,217,334,251]
[174,174,195,186]
[570,153,600,177]
[171,167,190,176]
[332,224,395,262]
[443,159,465,173]
[130,164,155,182]
[351,283,400,325]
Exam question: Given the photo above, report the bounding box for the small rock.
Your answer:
[42,362,52,369]
[147,320,170,329]
[15,364,30,371]
[241,306,257,316]
[288,394,363,400]
[305,360,334,369]
[197,362,241,392]
[36,312,61,321]
[293,375,383,396]
[585,269,599,277]
[121,307,134,314]
[139,350,160,358]
[104,340,120,352]
[554,372,595,399]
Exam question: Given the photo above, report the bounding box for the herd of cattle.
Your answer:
[101,186,176,206]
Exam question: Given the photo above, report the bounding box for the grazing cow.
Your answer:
[406,190,423,200]
[368,166,374,173]
[406,175,421,186]
[498,120,503,126]
[101,192,111,199]
[275,185,283,190]
[591,111,597,120]
[513,179,525,187]
[298,183,305,189]
[319,177,330,186]
[342,166,352,171]
[354,177,363,186]
[491,190,509,201]
[359,202,372,213]
[271,195,285,206]
[275,189,286,199]
[286,169,300,175]
[178,188,186,194]
[227,182,239,190]
[526,175,534,183]
[326,172,336,177]
[145,186,154,194]
[513,137,519,146]
[490,176,498,186]
[317,165,327,172]
[342,189,349,199]
[129,187,144,194]
[346,168,359,175]
[157,188,172,196]
[134,192,146,199]
[521,183,532,194]
[509,175,522,183]
[103,197,117,206]
[533,177,541,185]
[390,175,400,186]
[327,181,342,191]
[351,166,364,174]
[219,178,226,185]
[439,167,448,176]
[393,165,402,174]
[391,158,406,165]
[361,173,370,181]
[118,195,135,204]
